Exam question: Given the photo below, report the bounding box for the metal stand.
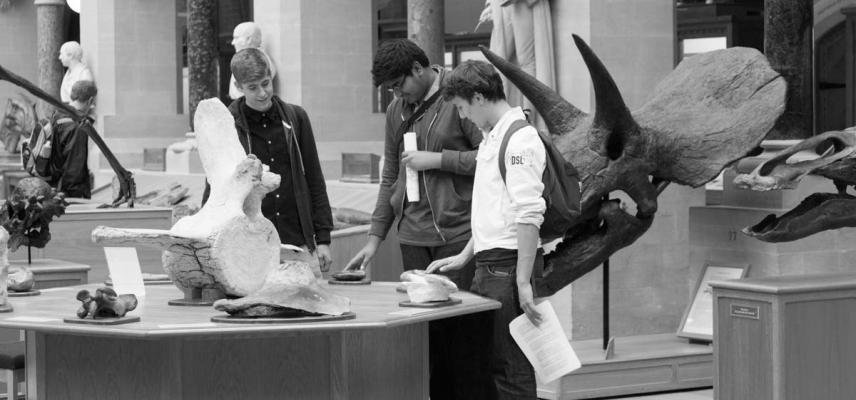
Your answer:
[602,194,615,360]
[168,287,224,306]
[602,258,615,360]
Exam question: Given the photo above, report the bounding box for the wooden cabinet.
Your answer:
[711,273,856,400]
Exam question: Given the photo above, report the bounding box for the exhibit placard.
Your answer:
[678,262,749,341]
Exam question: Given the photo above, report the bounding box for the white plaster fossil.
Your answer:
[91,99,349,317]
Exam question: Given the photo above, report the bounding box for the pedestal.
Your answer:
[541,333,712,400]
[712,273,856,400]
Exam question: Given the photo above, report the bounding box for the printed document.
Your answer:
[509,300,581,382]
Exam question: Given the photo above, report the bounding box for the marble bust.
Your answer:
[59,41,94,104]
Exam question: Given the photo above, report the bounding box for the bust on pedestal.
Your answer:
[228,22,276,100]
[58,41,93,105]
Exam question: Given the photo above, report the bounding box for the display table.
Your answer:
[7,259,90,289]
[0,282,499,400]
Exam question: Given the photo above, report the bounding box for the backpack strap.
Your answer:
[498,119,533,182]
[278,101,306,174]
[393,89,443,151]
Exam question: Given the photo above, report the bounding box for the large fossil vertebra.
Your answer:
[483,36,786,296]
[92,99,350,316]
[93,99,281,298]
[735,130,856,242]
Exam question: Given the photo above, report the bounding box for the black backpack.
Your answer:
[498,119,581,241]
[22,115,72,179]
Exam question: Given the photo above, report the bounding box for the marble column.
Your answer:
[764,0,813,139]
[407,0,444,66]
[187,0,218,129]
[34,0,65,117]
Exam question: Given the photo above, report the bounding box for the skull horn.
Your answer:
[478,45,585,136]
[572,34,639,160]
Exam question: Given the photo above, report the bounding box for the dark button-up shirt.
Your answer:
[242,103,305,246]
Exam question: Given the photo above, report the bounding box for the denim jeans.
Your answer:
[472,248,542,400]
[400,241,491,400]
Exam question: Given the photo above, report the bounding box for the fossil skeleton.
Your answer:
[735,129,856,242]
[482,36,787,296]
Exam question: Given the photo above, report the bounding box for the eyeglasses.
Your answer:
[386,75,408,95]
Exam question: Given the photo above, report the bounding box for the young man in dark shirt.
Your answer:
[225,48,334,275]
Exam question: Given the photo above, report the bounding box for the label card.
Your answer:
[103,247,146,298]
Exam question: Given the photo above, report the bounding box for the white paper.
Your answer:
[103,247,146,298]
[509,300,581,383]
[403,131,420,202]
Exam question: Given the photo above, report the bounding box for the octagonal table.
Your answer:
[0,281,499,400]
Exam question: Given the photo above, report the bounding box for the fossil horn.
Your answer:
[479,45,585,136]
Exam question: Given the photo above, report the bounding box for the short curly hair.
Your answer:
[442,60,505,103]
[231,48,270,84]
[70,80,97,103]
[371,39,430,87]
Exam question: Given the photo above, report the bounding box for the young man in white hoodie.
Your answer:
[428,60,546,400]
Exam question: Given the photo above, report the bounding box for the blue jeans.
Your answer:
[472,248,541,400]
[400,242,490,400]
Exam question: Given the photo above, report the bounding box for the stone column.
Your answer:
[407,0,444,66]
[187,0,218,129]
[764,0,813,139]
[34,0,65,117]
[843,7,856,128]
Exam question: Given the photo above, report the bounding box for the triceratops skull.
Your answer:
[735,129,856,242]
[482,35,786,296]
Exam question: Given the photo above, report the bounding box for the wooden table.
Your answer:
[0,282,499,400]
[7,259,90,289]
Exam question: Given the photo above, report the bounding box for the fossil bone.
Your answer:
[481,36,786,296]
[735,130,856,242]
[213,260,350,317]
[92,99,281,297]
[92,99,350,317]
[7,265,34,292]
[399,269,457,303]
[75,287,138,319]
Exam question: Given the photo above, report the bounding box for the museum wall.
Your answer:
[0,1,38,117]
[815,0,856,38]
[255,0,386,180]
[81,0,190,169]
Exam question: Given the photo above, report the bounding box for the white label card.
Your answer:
[103,247,146,298]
